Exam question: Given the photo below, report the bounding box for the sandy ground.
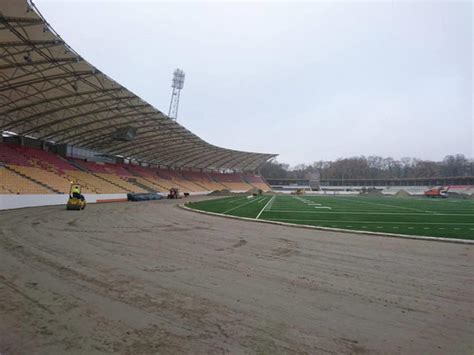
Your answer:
[0,197,472,354]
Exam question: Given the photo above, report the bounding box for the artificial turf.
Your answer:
[187,194,474,240]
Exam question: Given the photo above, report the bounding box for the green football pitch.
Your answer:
[187,194,474,240]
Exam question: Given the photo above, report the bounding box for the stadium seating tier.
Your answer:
[0,143,271,194]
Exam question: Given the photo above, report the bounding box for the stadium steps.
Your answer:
[123,166,168,191]
[181,175,208,191]
[154,172,191,192]
[139,176,169,192]
[123,166,171,192]
[65,171,117,194]
[91,173,133,193]
[206,173,228,189]
[260,176,273,191]
[241,176,260,189]
[166,180,191,192]
[69,160,89,172]
[0,166,51,194]
[177,173,208,191]
[56,155,79,170]
[67,160,131,193]
[126,178,157,193]
[123,165,142,177]
[214,181,233,190]
[97,174,147,193]
[212,177,251,191]
[136,177,168,192]
[243,175,272,191]
[5,165,60,194]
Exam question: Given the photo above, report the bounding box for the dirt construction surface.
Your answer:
[0,198,473,354]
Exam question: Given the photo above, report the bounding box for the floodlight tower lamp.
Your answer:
[168,68,185,120]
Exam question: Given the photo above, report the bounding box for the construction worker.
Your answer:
[71,185,84,201]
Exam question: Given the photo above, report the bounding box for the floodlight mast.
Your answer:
[168,68,185,120]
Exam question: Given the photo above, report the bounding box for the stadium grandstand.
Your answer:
[0,0,274,208]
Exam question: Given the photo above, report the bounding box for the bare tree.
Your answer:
[260,154,473,179]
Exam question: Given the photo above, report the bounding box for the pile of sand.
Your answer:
[394,189,411,198]
[208,189,232,196]
[448,192,474,200]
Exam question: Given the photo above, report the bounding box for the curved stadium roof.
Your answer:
[0,0,276,171]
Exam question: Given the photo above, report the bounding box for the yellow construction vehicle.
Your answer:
[66,183,86,210]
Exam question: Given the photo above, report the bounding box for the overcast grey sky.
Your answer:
[35,0,472,166]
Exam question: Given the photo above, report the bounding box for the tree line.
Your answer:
[260,154,473,180]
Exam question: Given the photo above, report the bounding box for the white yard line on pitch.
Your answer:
[264,218,474,225]
[257,197,268,204]
[222,196,265,214]
[261,210,474,216]
[256,195,276,219]
[336,197,438,214]
[292,196,331,209]
[229,196,254,204]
